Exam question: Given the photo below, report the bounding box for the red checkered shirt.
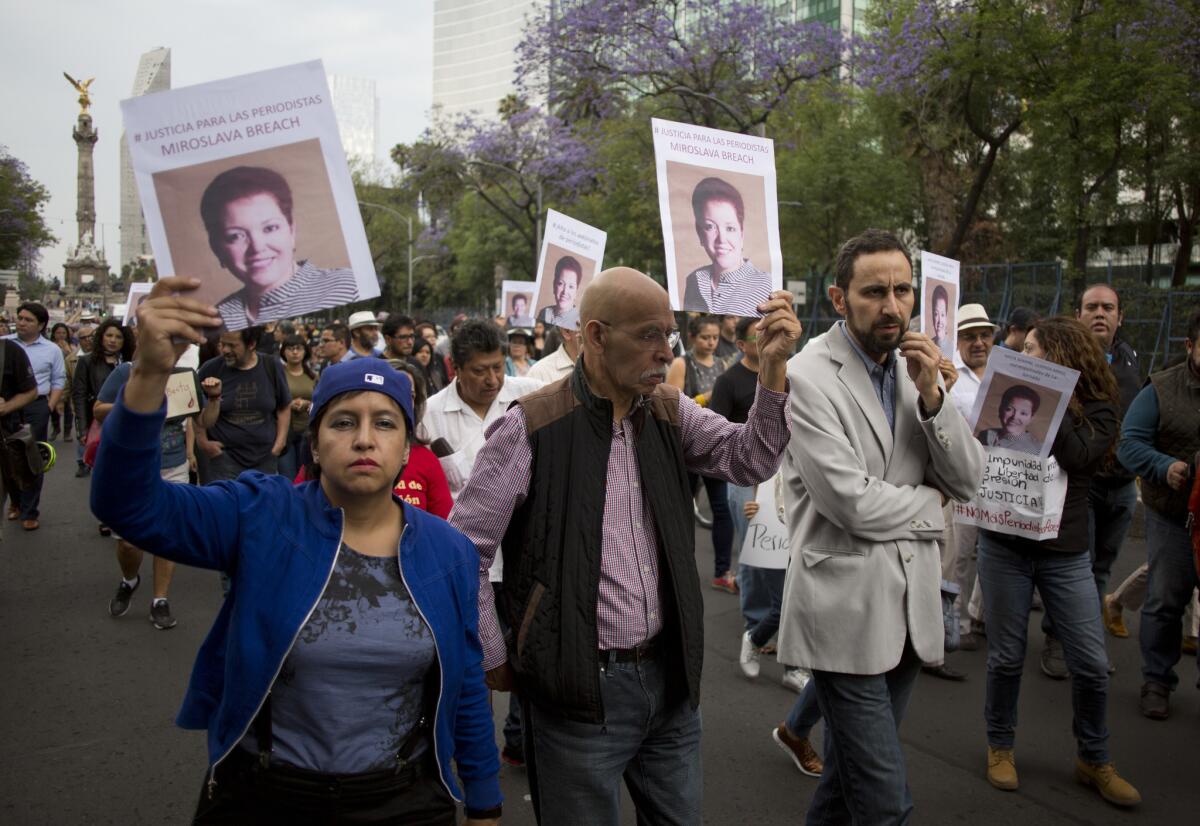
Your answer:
[450,382,790,671]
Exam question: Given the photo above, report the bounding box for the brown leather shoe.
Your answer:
[772,724,823,777]
[21,519,39,531]
[987,747,1018,790]
[1075,759,1141,807]
[1103,594,1129,638]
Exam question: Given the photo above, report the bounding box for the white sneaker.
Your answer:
[739,631,761,679]
[782,667,811,694]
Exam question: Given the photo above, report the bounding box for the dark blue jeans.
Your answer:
[978,533,1110,762]
[741,564,785,647]
[524,654,702,826]
[692,474,732,576]
[1140,507,1200,691]
[275,430,306,482]
[807,643,922,826]
[16,397,49,520]
[785,681,822,740]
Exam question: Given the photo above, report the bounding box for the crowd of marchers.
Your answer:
[5,229,1197,824]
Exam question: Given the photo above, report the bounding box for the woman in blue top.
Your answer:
[91,277,502,825]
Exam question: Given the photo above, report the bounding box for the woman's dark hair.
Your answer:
[932,284,949,309]
[833,229,911,291]
[200,166,294,249]
[93,318,133,362]
[50,322,71,343]
[541,325,563,357]
[17,302,49,332]
[999,384,1041,416]
[688,314,721,338]
[553,256,582,286]
[280,333,316,381]
[450,319,502,368]
[691,177,745,230]
[389,359,428,445]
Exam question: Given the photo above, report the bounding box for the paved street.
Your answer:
[3,458,1198,824]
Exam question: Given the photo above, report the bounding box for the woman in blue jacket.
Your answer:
[91,277,501,825]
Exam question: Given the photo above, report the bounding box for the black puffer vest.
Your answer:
[1142,360,1200,523]
[498,361,702,723]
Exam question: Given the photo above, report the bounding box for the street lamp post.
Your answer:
[358,201,414,314]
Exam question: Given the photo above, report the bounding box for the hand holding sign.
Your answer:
[900,331,943,411]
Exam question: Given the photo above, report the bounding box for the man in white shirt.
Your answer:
[420,317,540,766]
[945,303,997,649]
[525,325,580,384]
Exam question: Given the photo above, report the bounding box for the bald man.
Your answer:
[451,268,801,824]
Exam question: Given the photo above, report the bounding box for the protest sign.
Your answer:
[532,210,606,330]
[651,118,782,316]
[121,60,378,332]
[954,348,1079,540]
[920,250,959,356]
[165,368,202,421]
[121,282,154,326]
[499,280,537,328]
[739,475,790,570]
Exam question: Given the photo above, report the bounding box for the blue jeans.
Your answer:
[978,533,1109,762]
[1042,480,1137,639]
[728,483,754,551]
[807,644,922,826]
[1087,481,1137,596]
[17,397,49,520]
[785,681,822,740]
[693,474,732,576]
[1140,507,1200,691]
[275,430,306,482]
[741,564,785,647]
[524,655,702,826]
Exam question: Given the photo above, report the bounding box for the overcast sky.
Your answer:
[2,0,434,281]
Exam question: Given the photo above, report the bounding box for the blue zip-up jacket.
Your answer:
[90,390,501,811]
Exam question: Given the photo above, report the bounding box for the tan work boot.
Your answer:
[1103,594,1129,638]
[986,747,1018,790]
[1075,759,1141,807]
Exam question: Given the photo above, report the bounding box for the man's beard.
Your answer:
[846,303,908,358]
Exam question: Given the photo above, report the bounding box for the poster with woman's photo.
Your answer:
[920,250,959,356]
[499,280,537,328]
[531,210,606,331]
[953,348,1079,540]
[121,60,379,332]
[652,118,782,316]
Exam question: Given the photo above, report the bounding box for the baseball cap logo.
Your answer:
[364,373,384,386]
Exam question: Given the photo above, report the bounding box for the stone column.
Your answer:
[73,113,98,246]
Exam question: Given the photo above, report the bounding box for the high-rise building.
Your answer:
[771,0,871,34]
[432,0,536,118]
[328,75,380,164]
[119,47,170,270]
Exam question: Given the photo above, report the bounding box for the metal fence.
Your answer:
[795,261,1199,379]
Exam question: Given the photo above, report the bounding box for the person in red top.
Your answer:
[293,360,452,518]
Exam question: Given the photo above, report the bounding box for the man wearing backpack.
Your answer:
[196,326,291,482]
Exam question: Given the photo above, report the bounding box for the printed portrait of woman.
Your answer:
[200,165,359,330]
[976,383,1043,455]
[682,176,772,316]
[930,284,950,353]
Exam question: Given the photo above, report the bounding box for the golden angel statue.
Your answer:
[63,72,96,114]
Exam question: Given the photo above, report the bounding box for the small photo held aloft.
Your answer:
[919,251,960,357]
[532,210,606,331]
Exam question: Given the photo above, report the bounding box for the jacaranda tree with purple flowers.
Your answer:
[516,0,845,133]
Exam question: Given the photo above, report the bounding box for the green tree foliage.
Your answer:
[0,146,56,272]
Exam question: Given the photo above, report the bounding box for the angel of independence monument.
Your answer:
[61,73,111,314]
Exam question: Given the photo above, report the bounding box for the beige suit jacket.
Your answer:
[777,325,984,675]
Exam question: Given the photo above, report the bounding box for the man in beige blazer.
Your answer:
[778,229,984,824]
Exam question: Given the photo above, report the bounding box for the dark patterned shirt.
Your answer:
[217,260,360,331]
[239,544,435,773]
